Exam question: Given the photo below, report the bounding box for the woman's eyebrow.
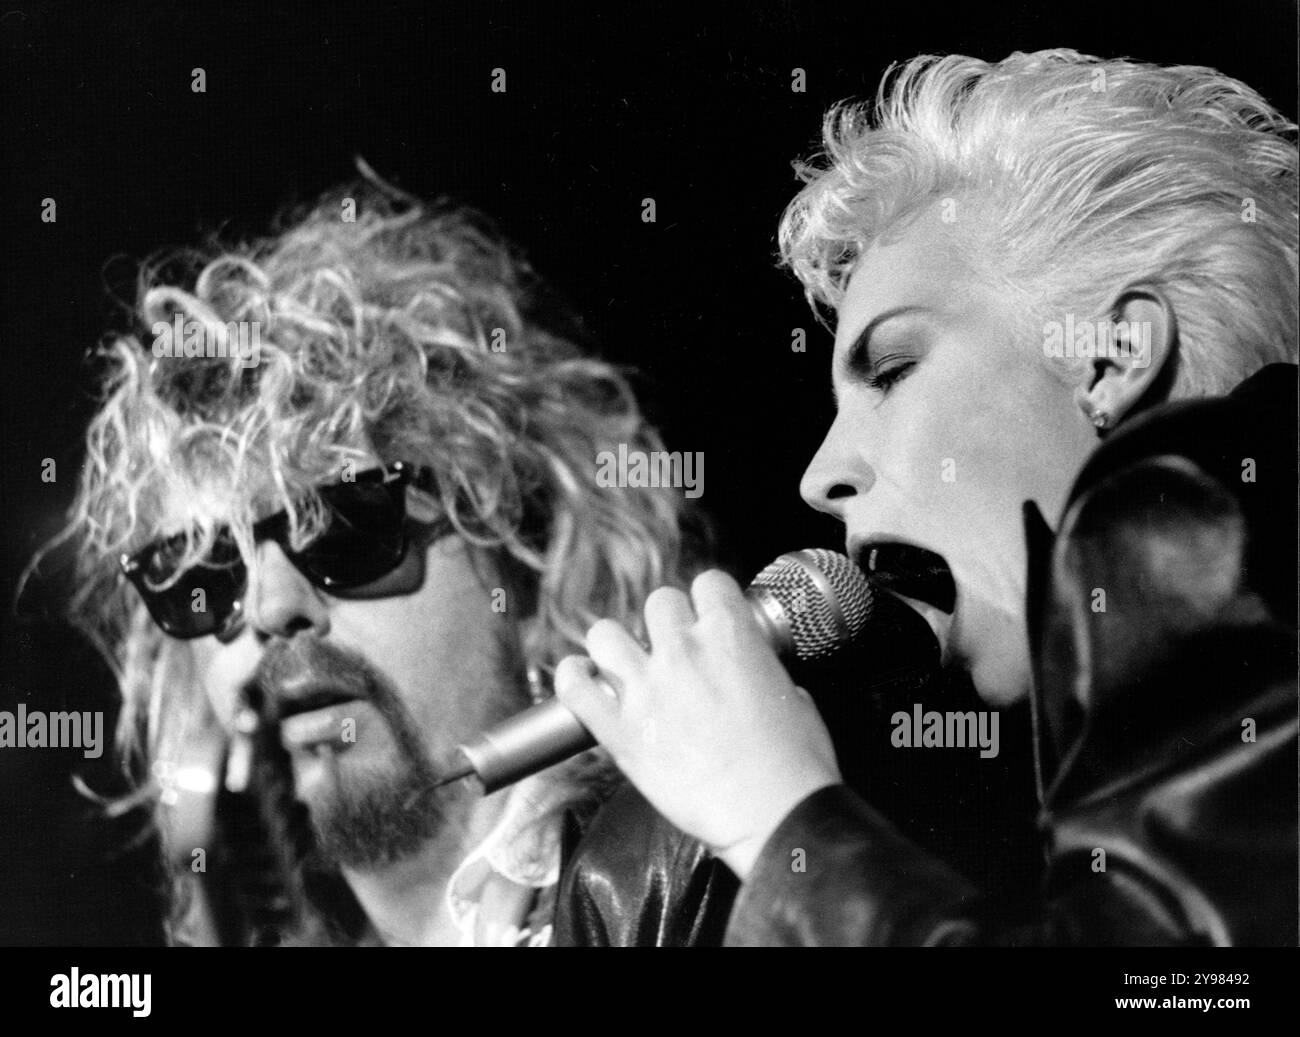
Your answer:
[834,305,932,401]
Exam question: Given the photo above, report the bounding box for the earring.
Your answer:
[526,664,548,705]
[1076,391,1111,434]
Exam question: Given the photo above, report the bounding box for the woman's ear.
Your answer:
[1074,285,1178,431]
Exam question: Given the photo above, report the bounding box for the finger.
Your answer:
[642,586,695,649]
[585,617,647,679]
[689,569,749,619]
[553,654,622,745]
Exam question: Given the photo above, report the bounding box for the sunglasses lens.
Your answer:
[126,464,420,637]
[136,533,245,638]
[291,476,409,589]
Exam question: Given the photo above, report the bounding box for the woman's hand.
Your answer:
[554,570,842,880]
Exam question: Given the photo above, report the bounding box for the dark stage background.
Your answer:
[1,1,1294,944]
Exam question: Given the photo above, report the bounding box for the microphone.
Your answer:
[438,548,938,794]
[162,683,313,945]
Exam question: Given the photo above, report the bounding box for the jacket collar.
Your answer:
[1022,362,1297,802]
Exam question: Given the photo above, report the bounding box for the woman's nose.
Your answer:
[244,540,331,639]
[799,410,874,521]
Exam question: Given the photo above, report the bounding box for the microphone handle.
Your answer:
[454,594,788,793]
[458,696,597,793]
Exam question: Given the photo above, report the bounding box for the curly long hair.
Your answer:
[36,176,695,935]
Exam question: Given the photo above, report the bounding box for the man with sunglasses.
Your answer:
[50,182,735,945]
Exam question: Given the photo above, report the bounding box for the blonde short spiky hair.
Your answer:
[779,49,1298,394]
[53,179,691,780]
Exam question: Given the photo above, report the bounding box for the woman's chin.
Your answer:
[965,643,1033,706]
[940,585,1033,705]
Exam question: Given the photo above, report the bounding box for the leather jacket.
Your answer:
[556,363,1298,946]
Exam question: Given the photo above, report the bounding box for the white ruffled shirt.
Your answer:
[445,774,569,946]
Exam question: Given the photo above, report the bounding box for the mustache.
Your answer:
[248,637,378,714]
[246,638,433,778]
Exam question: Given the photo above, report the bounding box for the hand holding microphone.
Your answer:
[443,549,938,879]
[556,567,845,879]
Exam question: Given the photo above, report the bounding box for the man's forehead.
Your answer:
[148,475,272,536]
[147,452,379,535]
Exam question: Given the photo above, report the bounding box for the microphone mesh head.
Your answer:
[751,548,874,661]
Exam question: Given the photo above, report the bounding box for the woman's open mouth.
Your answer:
[852,540,956,614]
[849,538,959,667]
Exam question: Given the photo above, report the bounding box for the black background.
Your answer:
[1,0,1295,944]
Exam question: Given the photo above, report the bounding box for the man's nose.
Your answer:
[799,408,875,521]
[245,540,331,639]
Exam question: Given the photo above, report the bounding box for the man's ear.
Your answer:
[1074,285,1178,430]
[405,484,444,524]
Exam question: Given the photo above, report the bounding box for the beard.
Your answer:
[253,637,474,871]
[307,748,463,870]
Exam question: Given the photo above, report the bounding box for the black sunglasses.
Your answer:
[120,461,435,639]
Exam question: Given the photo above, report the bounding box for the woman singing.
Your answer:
[554,50,1298,946]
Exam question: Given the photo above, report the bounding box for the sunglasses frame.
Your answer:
[119,460,421,639]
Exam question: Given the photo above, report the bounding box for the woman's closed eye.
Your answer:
[865,354,917,394]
